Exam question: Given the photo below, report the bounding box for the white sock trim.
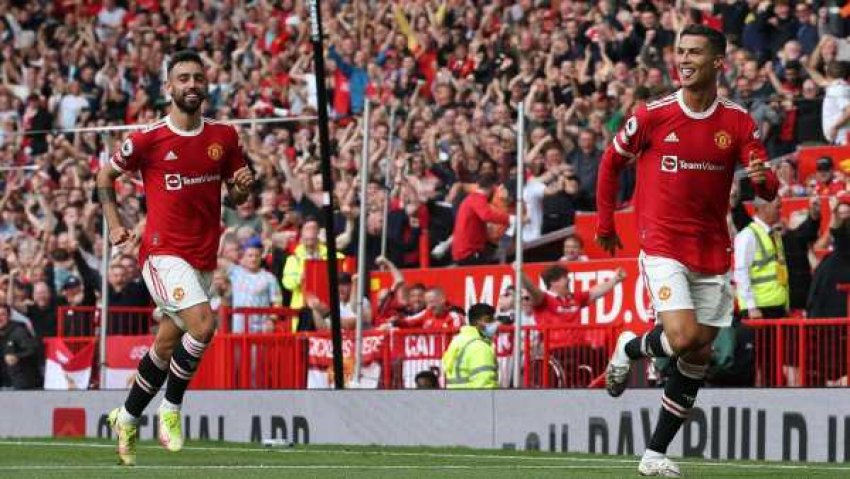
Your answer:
[643,449,665,460]
[660,333,675,357]
[159,398,182,412]
[118,406,139,425]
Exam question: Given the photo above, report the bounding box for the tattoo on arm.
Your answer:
[97,187,117,204]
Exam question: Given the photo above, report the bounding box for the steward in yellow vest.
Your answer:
[441,303,499,389]
[733,198,789,318]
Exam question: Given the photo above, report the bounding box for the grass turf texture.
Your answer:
[0,438,847,478]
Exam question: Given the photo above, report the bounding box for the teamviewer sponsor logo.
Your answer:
[165,173,183,190]
[661,155,678,172]
[679,160,725,172]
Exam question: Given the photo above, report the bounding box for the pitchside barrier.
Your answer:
[44,306,850,390]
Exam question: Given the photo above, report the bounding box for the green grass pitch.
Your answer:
[0,438,847,478]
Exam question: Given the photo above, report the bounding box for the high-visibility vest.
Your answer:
[737,222,789,310]
[441,326,498,389]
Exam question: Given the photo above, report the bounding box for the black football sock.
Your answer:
[164,333,209,407]
[124,350,169,417]
[647,358,707,454]
[624,325,673,360]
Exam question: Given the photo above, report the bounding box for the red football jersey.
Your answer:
[597,90,778,275]
[111,116,246,271]
[533,290,590,348]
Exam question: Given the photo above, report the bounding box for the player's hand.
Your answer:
[748,308,763,319]
[109,226,135,246]
[232,166,255,193]
[4,354,17,366]
[595,233,623,257]
[746,152,768,185]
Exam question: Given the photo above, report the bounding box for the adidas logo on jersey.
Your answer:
[164,150,178,161]
[663,132,679,143]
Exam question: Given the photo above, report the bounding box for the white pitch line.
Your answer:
[1,440,848,472]
[1,465,635,471]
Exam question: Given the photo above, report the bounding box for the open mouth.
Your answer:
[184,92,202,101]
[680,68,696,80]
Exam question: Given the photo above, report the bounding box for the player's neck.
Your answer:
[168,109,203,132]
[680,85,718,113]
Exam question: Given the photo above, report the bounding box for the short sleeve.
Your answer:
[223,126,248,181]
[610,106,653,161]
[110,131,147,173]
[738,114,769,166]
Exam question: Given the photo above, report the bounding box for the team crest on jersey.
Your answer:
[121,138,133,157]
[658,286,672,301]
[714,130,731,150]
[207,143,224,161]
[172,287,185,302]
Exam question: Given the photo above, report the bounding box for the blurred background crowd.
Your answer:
[1,0,850,388]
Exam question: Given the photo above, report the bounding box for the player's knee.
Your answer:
[190,313,217,344]
[666,331,700,356]
[152,341,175,363]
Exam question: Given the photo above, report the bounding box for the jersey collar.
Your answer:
[165,115,204,136]
[676,89,719,120]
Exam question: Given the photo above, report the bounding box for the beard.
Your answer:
[173,89,207,114]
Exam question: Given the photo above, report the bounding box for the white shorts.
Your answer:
[142,255,213,331]
[639,252,734,328]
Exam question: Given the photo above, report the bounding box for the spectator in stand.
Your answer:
[560,234,589,263]
[282,220,343,330]
[776,158,807,198]
[520,264,626,385]
[22,281,57,339]
[808,196,850,319]
[0,303,41,390]
[807,157,846,196]
[306,272,370,331]
[415,369,439,389]
[568,129,602,205]
[452,174,513,265]
[520,265,626,333]
[814,62,850,145]
[416,286,464,330]
[229,242,283,334]
[542,163,592,234]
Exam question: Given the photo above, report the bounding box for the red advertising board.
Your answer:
[370,259,654,331]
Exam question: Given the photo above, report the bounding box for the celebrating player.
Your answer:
[97,50,254,466]
[595,25,778,477]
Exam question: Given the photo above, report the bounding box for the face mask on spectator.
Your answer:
[481,321,499,339]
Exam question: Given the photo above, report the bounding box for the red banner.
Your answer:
[371,259,653,331]
[103,336,153,389]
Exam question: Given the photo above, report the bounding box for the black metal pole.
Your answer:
[307,0,344,389]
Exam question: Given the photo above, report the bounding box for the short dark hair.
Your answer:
[467,303,495,326]
[167,50,204,75]
[477,173,499,190]
[414,370,439,388]
[540,265,569,288]
[679,24,727,57]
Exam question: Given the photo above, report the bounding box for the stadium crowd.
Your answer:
[1,0,850,388]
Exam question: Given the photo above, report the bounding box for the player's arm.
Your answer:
[596,108,650,255]
[741,118,779,201]
[96,150,136,247]
[224,127,254,205]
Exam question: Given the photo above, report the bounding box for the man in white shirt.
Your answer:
[733,197,788,320]
[821,62,850,144]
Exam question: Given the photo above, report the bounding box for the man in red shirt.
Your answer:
[96,51,254,466]
[451,174,513,265]
[596,25,778,476]
[521,264,625,349]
